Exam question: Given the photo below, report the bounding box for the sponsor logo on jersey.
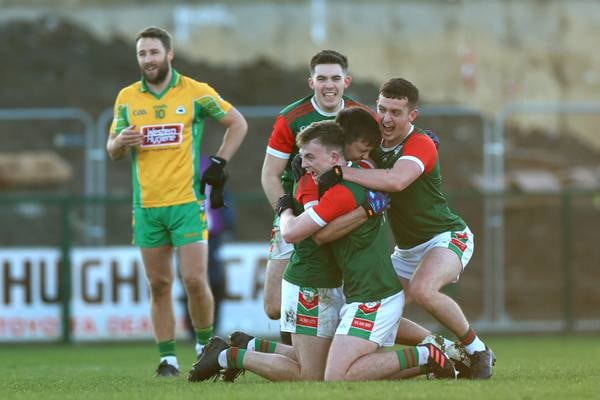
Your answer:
[175,105,186,114]
[132,109,147,116]
[140,123,184,148]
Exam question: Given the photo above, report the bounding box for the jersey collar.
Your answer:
[310,96,344,117]
[139,69,181,98]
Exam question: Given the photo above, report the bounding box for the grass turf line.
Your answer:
[2,335,599,400]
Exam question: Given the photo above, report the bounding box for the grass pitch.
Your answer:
[3,335,598,400]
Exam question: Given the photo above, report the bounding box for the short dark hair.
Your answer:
[379,78,419,109]
[309,50,348,74]
[296,120,345,153]
[136,26,173,51]
[336,107,381,148]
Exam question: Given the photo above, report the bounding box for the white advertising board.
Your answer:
[0,244,279,341]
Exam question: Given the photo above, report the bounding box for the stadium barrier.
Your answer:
[1,190,598,342]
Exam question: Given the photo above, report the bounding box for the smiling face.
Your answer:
[344,139,374,162]
[300,138,342,179]
[136,37,173,85]
[308,64,351,113]
[376,94,418,147]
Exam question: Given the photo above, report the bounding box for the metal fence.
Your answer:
[1,103,599,340]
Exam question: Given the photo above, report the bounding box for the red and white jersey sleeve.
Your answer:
[266,115,294,160]
[307,184,357,227]
[399,134,437,174]
[295,174,319,209]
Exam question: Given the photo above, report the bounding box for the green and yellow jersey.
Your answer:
[109,70,232,208]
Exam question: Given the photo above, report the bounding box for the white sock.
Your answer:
[442,337,454,349]
[246,338,257,352]
[195,343,205,355]
[217,349,228,368]
[464,336,486,354]
[160,355,179,369]
[417,346,430,366]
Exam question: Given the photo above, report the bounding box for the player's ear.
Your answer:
[330,150,341,164]
[409,107,419,122]
[343,74,352,88]
[167,49,174,62]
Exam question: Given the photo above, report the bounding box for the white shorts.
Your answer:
[391,226,474,282]
[268,215,294,260]
[335,290,405,347]
[280,279,345,338]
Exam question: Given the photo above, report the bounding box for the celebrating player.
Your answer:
[189,108,382,382]
[189,117,456,382]
[317,78,495,379]
[260,50,365,344]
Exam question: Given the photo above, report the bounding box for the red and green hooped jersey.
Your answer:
[283,174,342,288]
[307,163,402,303]
[266,95,371,194]
[371,126,466,248]
[109,70,232,208]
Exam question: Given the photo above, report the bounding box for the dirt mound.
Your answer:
[0,17,377,112]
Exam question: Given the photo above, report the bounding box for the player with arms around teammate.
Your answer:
[188,108,384,383]
[106,26,247,377]
[189,117,453,382]
[260,50,370,343]
[281,121,456,381]
[318,78,494,379]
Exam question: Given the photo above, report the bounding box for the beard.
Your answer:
[141,58,170,85]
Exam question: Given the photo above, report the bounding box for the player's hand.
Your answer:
[317,165,343,197]
[424,129,440,149]
[116,125,143,148]
[209,181,227,209]
[275,193,293,216]
[361,190,390,218]
[200,156,228,195]
[291,154,306,182]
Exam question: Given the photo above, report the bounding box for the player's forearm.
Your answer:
[312,207,367,245]
[342,166,411,192]
[262,173,285,210]
[215,114,248,161]
[280,210,316,243]
[106,136,127,160]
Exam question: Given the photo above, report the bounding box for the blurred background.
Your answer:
[0,0,599,342]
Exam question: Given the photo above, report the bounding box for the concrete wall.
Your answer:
[2,0,600,147]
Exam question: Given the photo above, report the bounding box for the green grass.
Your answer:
[3,335,599,400]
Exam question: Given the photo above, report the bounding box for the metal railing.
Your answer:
[2,102,599,340]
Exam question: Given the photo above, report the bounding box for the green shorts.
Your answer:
[133,201,208,248]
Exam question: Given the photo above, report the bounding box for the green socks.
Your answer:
[195,325,213,346]
[158,339,176,358]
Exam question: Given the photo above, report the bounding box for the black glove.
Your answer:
[200,156,228,195]
[423,129,440,149]
[291,154,305,182]
[318,165,343,198]
[209,181,226,209]
[275,193,294,216]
